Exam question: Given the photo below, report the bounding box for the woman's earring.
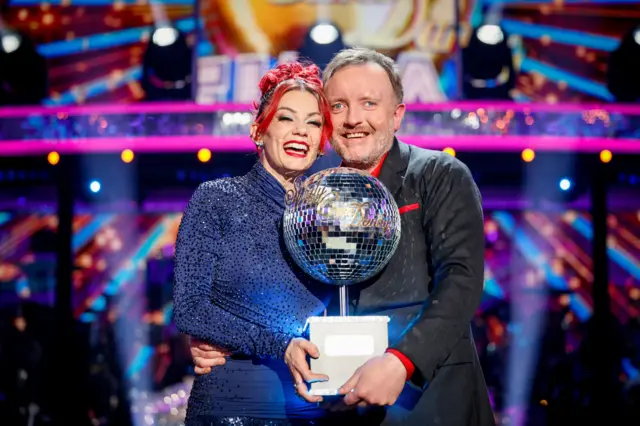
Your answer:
[255,141,264,148]
[317,152,324,158]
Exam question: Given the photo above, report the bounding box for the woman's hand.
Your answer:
[284,337,328,403]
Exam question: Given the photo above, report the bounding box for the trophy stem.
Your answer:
[339,285,349,316]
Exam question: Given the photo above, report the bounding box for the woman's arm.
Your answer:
[173,182,295,359]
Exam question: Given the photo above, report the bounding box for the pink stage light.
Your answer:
[1,135,638,156]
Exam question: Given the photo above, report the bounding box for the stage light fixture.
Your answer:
[310,23,339,45]
[607,26,640,102]
[89,180,102,193]
[197,148,211,163]
[600,149,612,163]
[558,178,572,192]
[0,29,48,105]
[462,24,515,100]
[2,32,20,53]
[121,149,135,163]
[476,25,504,46]
[47,151,60,166]
[521,148,535,163]
[443,147,456,157]
[151,26,179,47]
[298,21,346,70]
[141,25,192,101]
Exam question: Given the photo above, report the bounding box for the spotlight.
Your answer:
[310,24,339,45]
[462,24,515,100]
[121,149,135,163]
[0,29,48,105]
[607,26,640,102]
[141,26,192,101]
[442,147,456,157]
[47,151,60,166]
[521,148,535,163]
[558,178,572,192]
[89,180,102,193]
[197,148,211,163]
[2,32,20,53]
[476,25,504,45]
[151,27,179,47]
[536,172,585,205]
[298,22,345,70]
[600,149,612,163]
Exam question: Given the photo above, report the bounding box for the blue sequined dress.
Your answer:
[173,162,332,425]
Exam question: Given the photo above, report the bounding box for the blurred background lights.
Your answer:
[309,23,339,45]
[600,149,612,163]
[121,149,135,163]
[151,26,179,47]
[559,178,572,191]
[47,151,60,165]
[89,180,101,193]
[197,148,212,163]
[521,148,535,162]
[443,147,456,157]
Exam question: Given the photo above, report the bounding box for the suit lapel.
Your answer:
[377,137,410,199]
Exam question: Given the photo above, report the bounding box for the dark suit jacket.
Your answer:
[345,139,495,426]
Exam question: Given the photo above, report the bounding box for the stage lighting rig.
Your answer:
[298,22,346,70]
[141,25,193,101]
[607,26,640,102]
[0,28,48,105]
[461,24,515,100]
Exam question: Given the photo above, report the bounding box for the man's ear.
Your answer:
[393,103,406,132]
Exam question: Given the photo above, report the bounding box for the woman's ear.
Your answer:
[250,123,259,142]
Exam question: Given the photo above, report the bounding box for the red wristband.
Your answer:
[385,348,416,381]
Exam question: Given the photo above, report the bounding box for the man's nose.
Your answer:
[344,106,364,127]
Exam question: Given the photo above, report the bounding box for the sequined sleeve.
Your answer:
[173,183,295,359]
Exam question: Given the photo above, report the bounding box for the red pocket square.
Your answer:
[398,203,419,214]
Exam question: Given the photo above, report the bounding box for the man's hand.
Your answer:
[338,353,407,407]
[190,339,231,374]
[284,337,328,403]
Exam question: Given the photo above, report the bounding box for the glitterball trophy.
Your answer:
[283,167,401,396]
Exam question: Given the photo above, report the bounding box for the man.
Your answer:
[189,47,495,426]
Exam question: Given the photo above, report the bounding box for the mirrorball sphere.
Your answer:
[283,167,401,286]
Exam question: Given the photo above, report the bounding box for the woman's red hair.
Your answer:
[253,62,333,152]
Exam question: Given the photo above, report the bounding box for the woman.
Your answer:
[173,62,335,425]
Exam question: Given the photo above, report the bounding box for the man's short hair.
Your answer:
[323,47,404,104]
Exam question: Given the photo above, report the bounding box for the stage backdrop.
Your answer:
[1,0,639,104]
[1,209,638,385]
[0,209,638,423]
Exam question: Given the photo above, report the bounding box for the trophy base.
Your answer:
[304,315,390,396]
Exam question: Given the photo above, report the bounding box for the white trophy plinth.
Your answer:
[305,315,390,396]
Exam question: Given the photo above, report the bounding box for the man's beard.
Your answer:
[331,123,395,170]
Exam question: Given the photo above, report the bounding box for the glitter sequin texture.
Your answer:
[173,162,331,421]
[186,416,327,425]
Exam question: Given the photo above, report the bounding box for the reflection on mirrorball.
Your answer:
[283,167,401,286]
